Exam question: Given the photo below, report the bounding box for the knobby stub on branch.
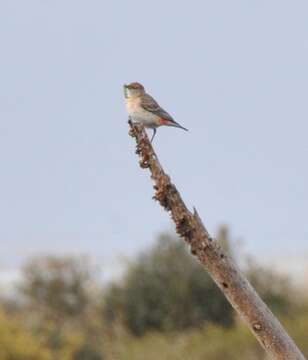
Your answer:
[128,120,305,360]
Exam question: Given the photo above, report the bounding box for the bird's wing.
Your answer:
[141,93,175,122]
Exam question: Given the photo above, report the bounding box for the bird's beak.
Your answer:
[123,84,128,98]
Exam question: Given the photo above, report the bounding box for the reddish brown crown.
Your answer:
[126,82,144,90]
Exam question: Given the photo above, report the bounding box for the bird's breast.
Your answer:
[125,97,158,128]
[125,97,140,114]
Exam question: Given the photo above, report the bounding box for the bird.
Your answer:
[124,82,188,142]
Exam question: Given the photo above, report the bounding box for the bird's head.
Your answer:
[123,82,145,99]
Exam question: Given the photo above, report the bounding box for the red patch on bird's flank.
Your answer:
[159,118,169,125]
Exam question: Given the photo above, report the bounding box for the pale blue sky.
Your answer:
[0,1,307,273]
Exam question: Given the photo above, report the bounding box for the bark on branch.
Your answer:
[128,120,305,360]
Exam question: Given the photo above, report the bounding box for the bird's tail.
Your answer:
[168,120,188,131]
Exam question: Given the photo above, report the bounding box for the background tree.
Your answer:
[17,255,105,359]
[246,259,297,316]
[19,255,95,321]
[104,232,234,336]
[217,224,296,316]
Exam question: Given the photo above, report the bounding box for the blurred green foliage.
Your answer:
[108,312,308,360]
[19,256,95,321]
[0,228,307,359]
[104,233,233,335]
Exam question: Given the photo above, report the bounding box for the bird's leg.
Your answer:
[150,128,157,143]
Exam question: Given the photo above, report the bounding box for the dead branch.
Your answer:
[128,120,305,360]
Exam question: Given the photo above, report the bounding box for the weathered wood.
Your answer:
[128,120,305,360]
